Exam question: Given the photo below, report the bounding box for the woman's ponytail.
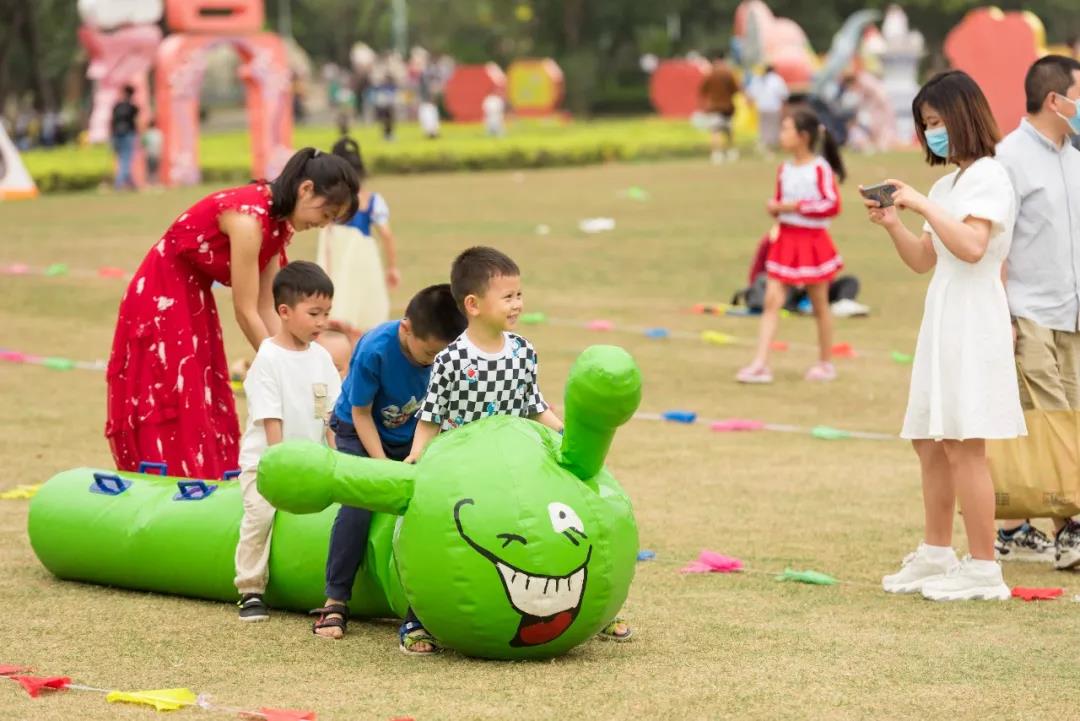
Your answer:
[269,147,359,220]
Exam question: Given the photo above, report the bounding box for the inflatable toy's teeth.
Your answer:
[491,548,591,647]
[496,560,585,618]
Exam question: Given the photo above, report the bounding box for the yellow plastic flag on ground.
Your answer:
[106,688,198,711]
[701,330,734,346]
[0,484,41,500]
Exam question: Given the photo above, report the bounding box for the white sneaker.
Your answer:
[710,150,726,165]
[882,543,959,594]
[830,299,871,318]
[920,556,1011,601]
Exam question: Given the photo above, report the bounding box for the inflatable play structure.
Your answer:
[28,345,642,660]
[443,64,507,122]
[76,0,292,187]
[157,0,292,185]
[77,0,163,186]
[648,1,907,148]
[443,59,564,122]
[880,5,924,145]
[945,7,1046,136]
[506,59,565,116]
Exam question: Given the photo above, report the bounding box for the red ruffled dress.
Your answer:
[765,157,843,285]
[106,183,292,479]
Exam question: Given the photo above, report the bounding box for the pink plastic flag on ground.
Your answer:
[710,418,765,432]
[9,675,70,698]
[586,319,614,331]
[257,709,318,721]
[680,550,745,573]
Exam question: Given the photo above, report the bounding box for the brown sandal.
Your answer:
[310,604,349,638]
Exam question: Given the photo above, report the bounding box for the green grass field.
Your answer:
[2,152,1079,720]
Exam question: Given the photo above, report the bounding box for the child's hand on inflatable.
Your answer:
[386,266,401,289]
[403,452,419,465]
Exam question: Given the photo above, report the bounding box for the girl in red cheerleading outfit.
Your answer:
[737,106,846,384]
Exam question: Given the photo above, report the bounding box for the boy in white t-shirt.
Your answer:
[235,261,342,621]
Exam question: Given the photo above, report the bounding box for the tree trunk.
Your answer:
[0,0,24,111]
[20,0,53,112]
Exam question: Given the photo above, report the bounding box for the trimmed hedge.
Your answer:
[23,117,720,193]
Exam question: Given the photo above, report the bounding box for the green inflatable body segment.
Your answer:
[27,469,398,618]
[29,345,642,660]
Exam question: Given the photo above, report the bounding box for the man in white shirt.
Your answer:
[748,65,789,151]
[994,55,1080,570]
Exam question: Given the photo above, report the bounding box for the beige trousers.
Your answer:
[1014,317,1080,411]
[233,469,276,595]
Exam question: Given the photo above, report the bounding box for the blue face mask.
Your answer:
[1055,95,1080,135]
[925,127,949,158]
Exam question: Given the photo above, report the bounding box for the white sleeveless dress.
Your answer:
[901,157,1027,441]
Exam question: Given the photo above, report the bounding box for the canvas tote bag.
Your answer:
[987,371,1080,519]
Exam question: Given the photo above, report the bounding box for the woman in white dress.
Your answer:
[863,70,1026,601]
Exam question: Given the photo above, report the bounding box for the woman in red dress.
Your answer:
[106,148,359,479]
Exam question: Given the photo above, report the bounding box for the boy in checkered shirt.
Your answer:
[407,247,563,459]
[407,246,633,641]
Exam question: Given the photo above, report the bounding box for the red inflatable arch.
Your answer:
[157,0,292,186]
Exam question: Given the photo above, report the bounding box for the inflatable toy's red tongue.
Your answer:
[516,611,574,646]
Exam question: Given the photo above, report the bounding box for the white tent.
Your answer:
[0,122,38,200]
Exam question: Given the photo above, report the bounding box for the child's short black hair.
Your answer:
[450,246,520,309]
[405,284,467,341]
[273,260,334,308]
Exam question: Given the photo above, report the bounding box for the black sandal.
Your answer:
[310,603,349,638]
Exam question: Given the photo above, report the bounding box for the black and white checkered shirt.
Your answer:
[417,332,548,431]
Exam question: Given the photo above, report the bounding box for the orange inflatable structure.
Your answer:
[649,59,709,118]
[944,8,1043,135]
[506,59,564,116]
[156,0,292,186]
[444,64,507,122]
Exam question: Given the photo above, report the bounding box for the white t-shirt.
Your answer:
[483,94,504,121]
[238,339,342,474]
[749,72,789,113]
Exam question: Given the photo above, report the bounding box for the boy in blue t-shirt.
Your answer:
[311,284,465,654]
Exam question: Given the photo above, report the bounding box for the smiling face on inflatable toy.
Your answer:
[257,344,642,659]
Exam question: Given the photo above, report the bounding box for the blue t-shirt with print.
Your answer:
[334,320,430,446]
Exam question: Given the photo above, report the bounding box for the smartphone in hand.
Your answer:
[859,182,897,208]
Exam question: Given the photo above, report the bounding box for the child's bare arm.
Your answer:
[531,408,564,433]
[405,420,440,464]
[263,418,283,446]
[351,405,387,459]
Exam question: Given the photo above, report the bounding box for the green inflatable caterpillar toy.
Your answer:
[28,345,642,659]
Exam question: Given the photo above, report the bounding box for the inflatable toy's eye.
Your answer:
[548,502,584,535]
